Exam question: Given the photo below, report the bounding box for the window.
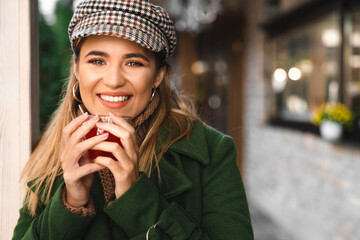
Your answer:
[345,7,360,118]
[263,0,360,139]
[266,12,341,122]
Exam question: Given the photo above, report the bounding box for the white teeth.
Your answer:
[100,94,130,103]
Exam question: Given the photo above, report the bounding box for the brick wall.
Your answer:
[243,0,360,239]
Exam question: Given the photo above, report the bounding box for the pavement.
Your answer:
[249,203,296,240]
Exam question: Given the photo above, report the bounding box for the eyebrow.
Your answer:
[85,51,109,58]
[124,53,150,62]
[84,51,150,62]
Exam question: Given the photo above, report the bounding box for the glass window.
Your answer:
[345,8,360,116]
[266,12,341,122]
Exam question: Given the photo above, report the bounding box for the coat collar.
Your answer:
[160,121,209,165]
[155,121,209,199]
[153,159,193,199]
[27,175,64,204]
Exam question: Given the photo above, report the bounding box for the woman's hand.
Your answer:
[91,112,140,198]
[60,113,108,208]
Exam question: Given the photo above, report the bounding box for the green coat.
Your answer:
[12,122,253,239]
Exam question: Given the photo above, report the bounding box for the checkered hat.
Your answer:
[68,0,177,59]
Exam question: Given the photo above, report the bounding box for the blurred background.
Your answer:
[38,0,360,239]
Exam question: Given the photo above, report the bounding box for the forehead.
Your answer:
[78,35,154,57]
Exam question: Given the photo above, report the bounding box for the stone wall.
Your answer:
[243,0,360,239]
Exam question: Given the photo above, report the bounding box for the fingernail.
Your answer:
[96,122,104,127]
[109,112,116,117]
[81,112,88,119]
[100,133,109,139]
[92,115,99,122]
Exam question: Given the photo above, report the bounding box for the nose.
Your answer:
[103,65,126,88]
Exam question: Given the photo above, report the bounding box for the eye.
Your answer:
[126,61,144,67]
[88,59,105,65]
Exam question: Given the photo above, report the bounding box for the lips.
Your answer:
[99,94,130,103]
[97,92,132,109]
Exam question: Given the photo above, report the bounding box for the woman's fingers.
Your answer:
[61,113,99,153]
[94,156,123,178]
[61,113,88,148]
[62,113,89,137]
[63,161,105,207]
[60,114,115,207]
[94,156,139,197]
[62,133,109,169]
[71,115,100,143]
[91,141,133,167]
[91,114,140,199]
[61,115,102,167]
[109,112,137,146]
[65,162,106,181]
[95,121,138,161]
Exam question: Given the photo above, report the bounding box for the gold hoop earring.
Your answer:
[150,85,156,101]
[72,81,82,103]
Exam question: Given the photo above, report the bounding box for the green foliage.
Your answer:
[52,0,74,80]
[39,0,73,131]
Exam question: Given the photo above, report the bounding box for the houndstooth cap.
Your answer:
[68,0,177,59]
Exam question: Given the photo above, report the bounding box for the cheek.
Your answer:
[133,71,155,94]
[77,70,98,111]
[78,81,94,107]
[137,81,153,94]
[78,69,98,91]
[78,75,92,96]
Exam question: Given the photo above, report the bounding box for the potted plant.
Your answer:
[312,102,353,142]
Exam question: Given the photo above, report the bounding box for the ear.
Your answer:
[154,66,166,88]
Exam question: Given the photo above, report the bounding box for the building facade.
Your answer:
[242,0,360,239]
[164,0,360,238]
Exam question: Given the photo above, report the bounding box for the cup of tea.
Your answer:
[84,115,130,160]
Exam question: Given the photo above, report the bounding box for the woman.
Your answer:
[13,0,253,239]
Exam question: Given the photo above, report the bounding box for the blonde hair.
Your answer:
[21,47,200,216]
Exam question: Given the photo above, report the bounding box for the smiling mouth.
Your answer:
[98,94,131,103]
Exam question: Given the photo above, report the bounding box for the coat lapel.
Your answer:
[167,121,209,165]
[155,158,193,199]
[155,121,210,199]
[27,176,64,204]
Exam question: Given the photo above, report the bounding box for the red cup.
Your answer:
[84,115,130,160]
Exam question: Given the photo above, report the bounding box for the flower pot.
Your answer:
[319,120,343,142]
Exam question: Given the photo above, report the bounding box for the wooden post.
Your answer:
[0,0,39,238]
[177,32,199,99]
